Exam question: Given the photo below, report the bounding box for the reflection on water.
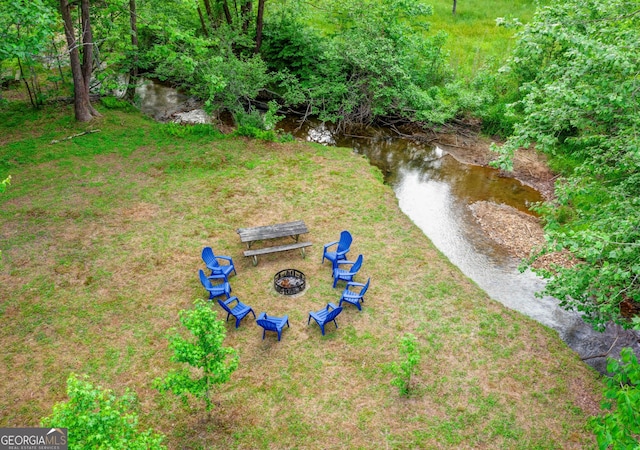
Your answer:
[135,79,189,117]
[280,118,617,372]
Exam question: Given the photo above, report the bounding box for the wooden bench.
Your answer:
[237,220,312,266]
[243,242,313,266]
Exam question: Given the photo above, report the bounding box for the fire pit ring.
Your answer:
[274,269,306,296]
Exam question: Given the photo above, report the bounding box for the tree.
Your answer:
[390,333,421,396]
[154,299,238,412]
[494,0,640,330]
[129,0,139,78]
[452,0,457,15]
[254,0,265,53]
[41,374,166,450]
[0,0,56,108]
[59,0,101,121]
[589,348,640,449]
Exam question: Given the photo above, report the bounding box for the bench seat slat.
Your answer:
[244,241,312,257]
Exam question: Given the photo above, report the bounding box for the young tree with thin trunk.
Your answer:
[154,299,239,413]
[129,0,138,78]
[241,0,252,33]
[219,0,233,25]
[59,0,101,121]
[196,1,209,36]
[255,0,265,53]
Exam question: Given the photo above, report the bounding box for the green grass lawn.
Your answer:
[308,0,549,77]
[0,104,602,449]
[429,0,550,76]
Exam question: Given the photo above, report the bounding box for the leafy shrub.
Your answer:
[162,122,222,138]
[0,175,10,194]
[494,0,640,329]
[41,374,166,450]
[590,348,640,449]
[233,125,277,141]
[100,96,136,111]
[390,333,421,396]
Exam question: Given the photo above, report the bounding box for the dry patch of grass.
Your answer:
[0,108,603,449]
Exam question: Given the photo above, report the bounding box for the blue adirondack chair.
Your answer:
[198,269,231,300]
[332,254,364,288]
[217,296,255,328]
[339,278,370,311]
[256,312,289,341]
[322,230,352,270]
[308,302,343,336]
[202,247,236,282]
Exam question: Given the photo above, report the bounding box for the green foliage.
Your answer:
[233,125,276,141]
[313,0,452,125]
[41,374,166,450]
[0,0,55,62]
[263,100,284,131]
[0,0,57,107]
[256,0,456,127]
[0,174,10,194]
[390,333,421,396]
[100,96,136,111]
[161,122,222,138]
[154,299,238,411]
[232,102,290,141]
[590,348,640,449]
[495,0,640,330]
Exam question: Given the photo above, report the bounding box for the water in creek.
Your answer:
[133,80,637,373]
[279,119,635,373]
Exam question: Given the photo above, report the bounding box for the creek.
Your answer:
[134,79,639,374]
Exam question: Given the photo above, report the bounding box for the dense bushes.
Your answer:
[494,0,640,331]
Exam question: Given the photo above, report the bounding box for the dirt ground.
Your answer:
[434,131,573,270]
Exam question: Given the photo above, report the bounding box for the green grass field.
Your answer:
[429,0,550,76]
[0,103,603,448]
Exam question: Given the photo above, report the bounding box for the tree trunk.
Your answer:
[60,0,96,121]
[129,0,139,77]
[17,57,36,108]
[124,0,140,100]
[220,0,233,25]
[80,0,100,116]
[452,0,457,15]
[241,1,252,33]
[203,0,214,24]
[254,0,265,53]
[51,37,66,85]
[196,4,209,36]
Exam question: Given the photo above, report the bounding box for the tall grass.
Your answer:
[429,0,551,76]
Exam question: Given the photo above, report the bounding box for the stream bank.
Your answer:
[133,80,640,374]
